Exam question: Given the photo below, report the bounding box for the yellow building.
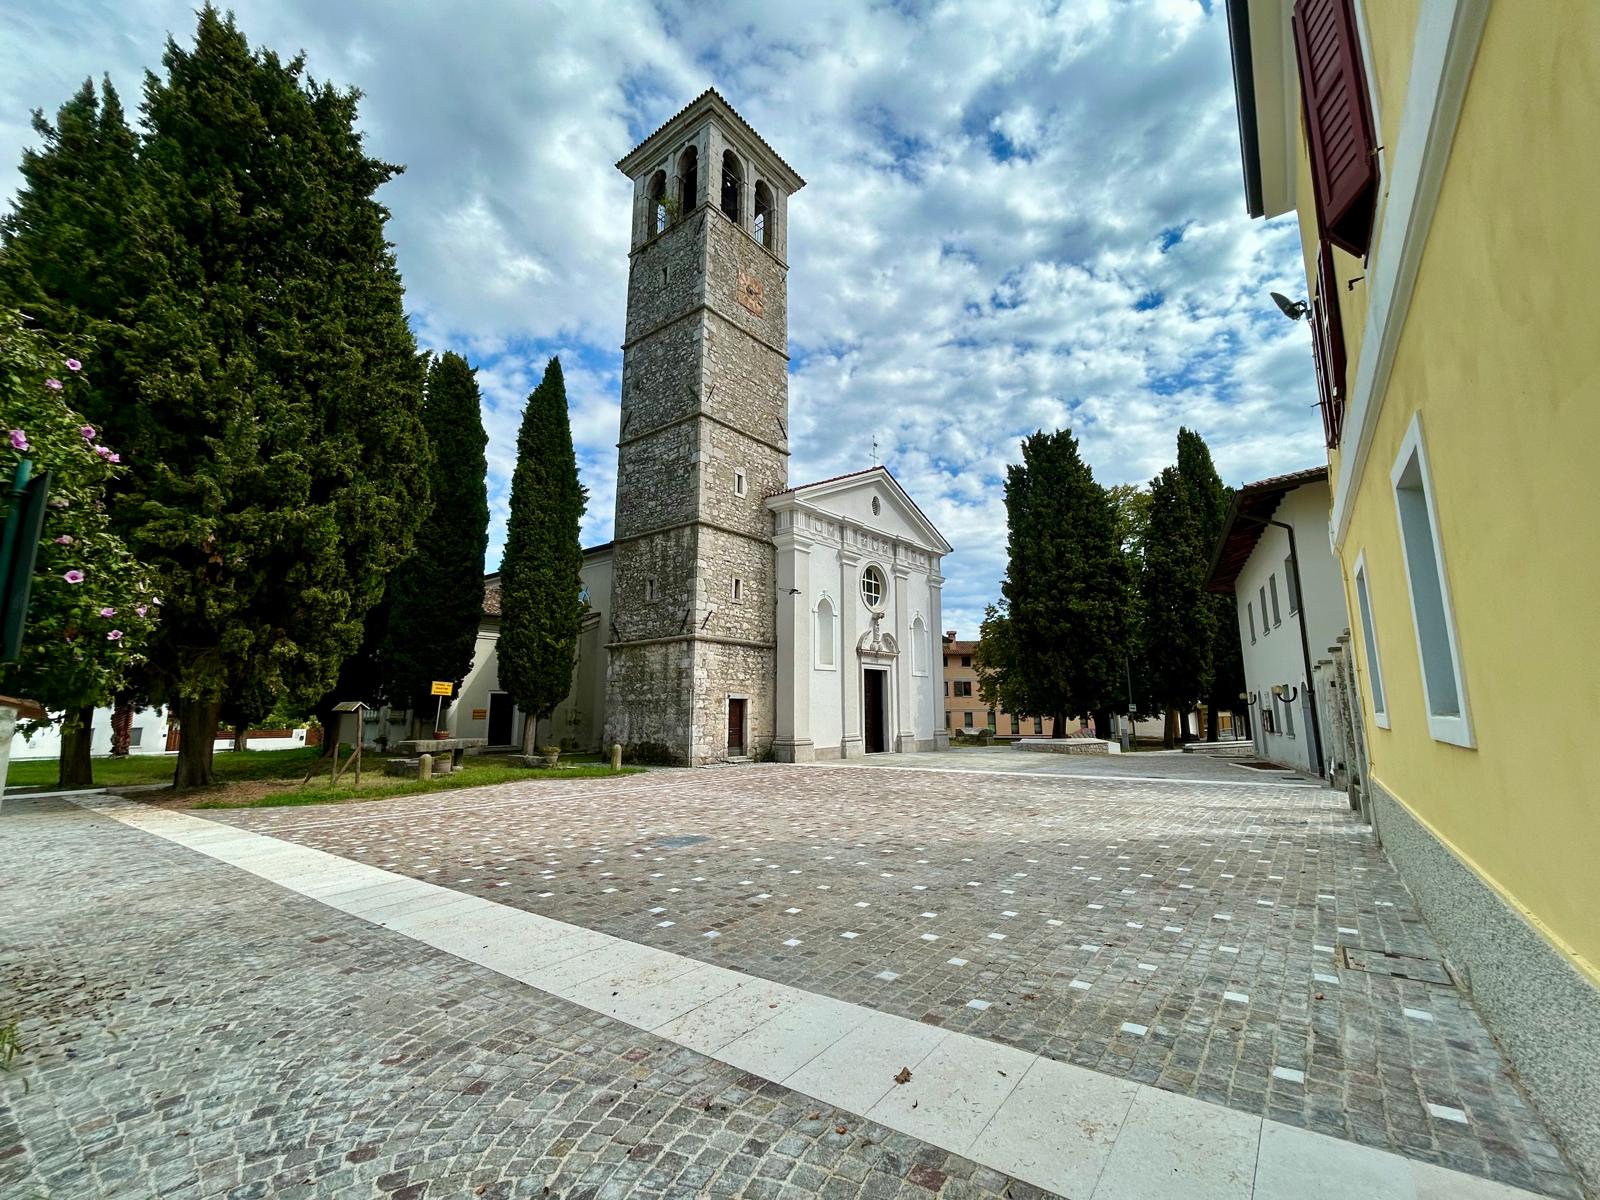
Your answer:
[1226,1,1600,1183]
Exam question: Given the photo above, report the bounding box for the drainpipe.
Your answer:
[1237,513,1326,779]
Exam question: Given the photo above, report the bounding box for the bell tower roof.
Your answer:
[616,87,805,195]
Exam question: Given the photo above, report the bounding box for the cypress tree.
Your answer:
[384,352,490,721]
[1139,465,1213,744]
[999,429,1129,735]
[1176,428,1239,740]
[4,6,432,787]
[498,357,585,754]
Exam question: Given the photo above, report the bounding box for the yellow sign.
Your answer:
[430,681,453,697]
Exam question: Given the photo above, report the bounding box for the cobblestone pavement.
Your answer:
[845,747,1320,784]
[0,798,1028,1200]
[205,757,1582,1198]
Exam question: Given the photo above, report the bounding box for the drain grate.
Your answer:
[1339,945,1455,986]
[655,835,709,849]
[1238,761,1291,770]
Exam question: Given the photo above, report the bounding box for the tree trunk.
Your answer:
[1162,706,1180,749]
[58,705,96,788]
[173,697,222,790]
[1051,710,1067,738]
[1206,703,1220,742]
[109,696,134,757]
[233,724,249,753]
[1091,709,1111,740]
[521,712,538,756]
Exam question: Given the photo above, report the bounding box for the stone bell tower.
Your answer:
[603,90,805,764]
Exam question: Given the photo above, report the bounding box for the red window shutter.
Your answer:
[1293,0,1379,256]
[1312,242,1347,447]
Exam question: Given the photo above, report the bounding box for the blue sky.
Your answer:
[0,0,1317,636]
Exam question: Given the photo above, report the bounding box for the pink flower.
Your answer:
[63,569,85,584]
[80,425,96,441]
[65,358,82,372]
[135,604,149,617]
[8,429,27,450]
[100,606,117,618]
[54,534,74,545]
[44,378,63,391]
[106,629,123,641]
[93,445,120,463]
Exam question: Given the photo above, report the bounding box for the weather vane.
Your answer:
[870,435,879,466]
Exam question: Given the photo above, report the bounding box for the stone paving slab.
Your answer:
[0,798,1029,1200]
[205,759,1584,1197]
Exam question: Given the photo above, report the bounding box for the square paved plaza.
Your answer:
[1,752,1586,1198]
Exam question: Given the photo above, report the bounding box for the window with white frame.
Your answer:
[1280,688,1295,736]
[1285,556,1300,614]
[734,468,746,497]
[1259,584,1270,634]
[911,616,929,675]
[1269,575,1282,626]
[1391,414,1472,746]
[814,596,836,669]
[860,564,885,610]
[1353,552,1389,727]
[1247,600,1257,644]
[731,577,743,602]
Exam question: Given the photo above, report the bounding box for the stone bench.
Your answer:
[392,737,486,771]
[384,756,455,779]
[1013,737,1112,756]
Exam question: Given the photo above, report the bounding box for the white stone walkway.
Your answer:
[83,797,1543,1200]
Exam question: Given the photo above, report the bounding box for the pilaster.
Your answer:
[838,548,863,757]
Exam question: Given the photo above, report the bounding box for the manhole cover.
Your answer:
[1339,945,1455,986]
[656,835,709,849]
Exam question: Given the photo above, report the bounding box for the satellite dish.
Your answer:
[1269,291,1309,321]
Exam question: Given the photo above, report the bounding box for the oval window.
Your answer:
[861,565,885,610]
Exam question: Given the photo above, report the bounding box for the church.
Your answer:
[450,90,951,765]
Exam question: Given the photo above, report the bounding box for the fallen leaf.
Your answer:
[1314,993,1326,1001]
[835,1125,849,1135]
[807,1113,820,1120]
[1022,993,1037,1001]
[894,1066,913,1085]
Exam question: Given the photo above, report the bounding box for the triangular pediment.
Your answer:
[769,467,951,555]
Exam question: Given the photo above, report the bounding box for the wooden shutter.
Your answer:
[1293,0,1379,256]
[1311,242,1347,448]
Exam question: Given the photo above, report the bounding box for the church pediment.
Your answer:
[768,466,952,556]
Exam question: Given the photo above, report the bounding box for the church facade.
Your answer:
[449,90,950,765]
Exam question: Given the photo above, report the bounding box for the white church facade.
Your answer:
[443,90,951,765]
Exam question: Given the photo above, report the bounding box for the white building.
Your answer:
[1207,467,1349,774]
[770,467,951,759]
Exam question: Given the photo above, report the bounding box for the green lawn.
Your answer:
[192,760,640,809]
[5,746,323,790]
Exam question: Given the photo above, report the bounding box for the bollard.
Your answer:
[611,742,623,771]
[418,752,433,781]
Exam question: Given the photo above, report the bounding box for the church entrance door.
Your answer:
[727,698,747,757]
[863,669,887,753]
[487,692,513,747]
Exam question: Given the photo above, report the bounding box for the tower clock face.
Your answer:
[736,269,765,317]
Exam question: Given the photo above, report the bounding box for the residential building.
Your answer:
[1206,467,1347,775]
[1226,1,1600,1181]
[941,633,1042,739]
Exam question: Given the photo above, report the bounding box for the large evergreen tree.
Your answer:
[2,7,433,786]
[1176,428,1239,740]
[999,429,1129,735]
[498,357,584,754]
[1139,464,1213,744]
[384,352,490,719]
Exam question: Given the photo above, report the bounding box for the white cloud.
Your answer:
[0,0,1318,636]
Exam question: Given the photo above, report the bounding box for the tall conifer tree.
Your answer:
[1139,464,1212,744]
[1176,428,1240,740]
[498,357,585,753]
[1,7,433,786]
[1000,429,1129,735]
[384,352,490,719]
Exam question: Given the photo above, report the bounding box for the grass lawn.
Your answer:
[7,745,641,808]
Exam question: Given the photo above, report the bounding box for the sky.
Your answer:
[0,0,1317,637]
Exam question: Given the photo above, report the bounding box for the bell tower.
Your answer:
[604,90,805,764]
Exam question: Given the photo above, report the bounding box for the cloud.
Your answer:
[0,0,1318,637]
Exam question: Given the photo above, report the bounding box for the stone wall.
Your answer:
[692,640,776,760]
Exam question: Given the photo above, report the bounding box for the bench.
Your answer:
[392,737,487,771]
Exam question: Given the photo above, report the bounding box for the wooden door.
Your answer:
[487,693,513,746]
[727,698,747,756]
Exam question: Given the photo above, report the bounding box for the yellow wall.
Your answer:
[1326,6,1600,980]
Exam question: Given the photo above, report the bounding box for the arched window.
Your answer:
[677,146,698,213]
[648,170,667,235]
[720,149,742,223]
[753,180,774,249]
[815,597,836,669]
[912,616,928,676]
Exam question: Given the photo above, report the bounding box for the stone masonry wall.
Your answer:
[693,640,776,760]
